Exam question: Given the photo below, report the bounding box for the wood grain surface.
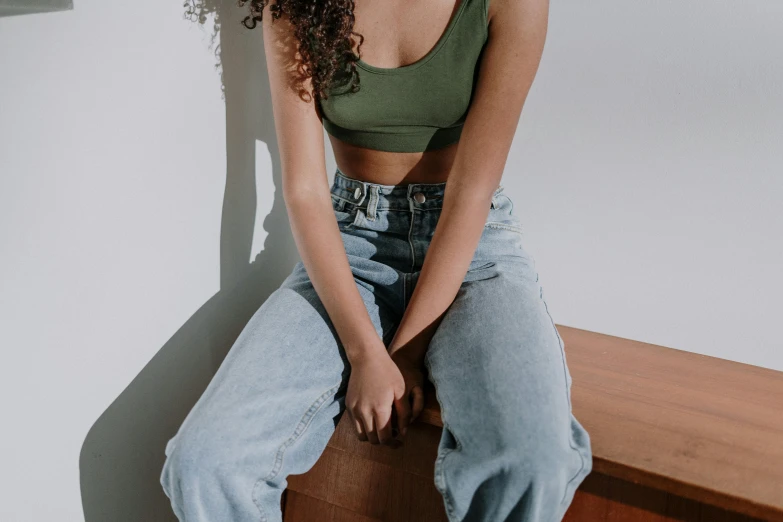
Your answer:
[286,325,783,521]
[559,326,783,521]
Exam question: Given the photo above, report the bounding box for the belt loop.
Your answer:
[367,185,379,221]
[490,184,503,209]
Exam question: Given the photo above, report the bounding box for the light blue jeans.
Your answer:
[160,167,592,522]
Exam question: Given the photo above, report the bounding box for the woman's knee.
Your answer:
[435,407,592,521]
[160,417,284,520]
[505,415,592,504]
[465,405,591,495]
[444,416,591,521]
[162,426,224,493]
[160,411,252,503]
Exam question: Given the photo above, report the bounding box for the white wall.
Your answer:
[518,0,783,371]
[0,1,780,521]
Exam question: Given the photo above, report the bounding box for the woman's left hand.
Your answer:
[389,351,425,438]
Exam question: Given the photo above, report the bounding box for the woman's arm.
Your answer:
[262,11,406,446]
[388,0,550,433]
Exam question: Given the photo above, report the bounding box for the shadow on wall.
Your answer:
[79,2,300,521]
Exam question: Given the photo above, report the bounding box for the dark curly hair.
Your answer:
[238,0,364,105]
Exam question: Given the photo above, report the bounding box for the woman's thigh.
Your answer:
[162,266,348,477]
[422,224,592,520]
[161,260,399,519]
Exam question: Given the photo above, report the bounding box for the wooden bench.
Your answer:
[284,326,783,521]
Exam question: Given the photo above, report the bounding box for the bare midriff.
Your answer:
[328,134,459,186]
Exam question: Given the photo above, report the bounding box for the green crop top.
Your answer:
[318,0,490,153]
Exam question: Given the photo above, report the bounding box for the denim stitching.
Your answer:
[335,206,359,230]
[538,285,589,506]
[332,194,359,232]
[331,193,363,209]
[433,441,459,522]
[485,193,523,235]
[402,272,408,310]
[338,206,482,213]
[330,194,345,211]
[407,199,416,272]
[484,223,524,235]
[251,381,342,521]
[424,355,462,522]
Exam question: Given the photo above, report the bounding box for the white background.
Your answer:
[1,1,781,520]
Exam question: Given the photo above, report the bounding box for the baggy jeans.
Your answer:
[160,167,593,522]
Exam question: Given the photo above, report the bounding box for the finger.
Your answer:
[347,407,368,441]
[363,413,380,445]
[410,385,425,421]
[394,393,412,437]
[375,408,399,448]
[348,408,368,442]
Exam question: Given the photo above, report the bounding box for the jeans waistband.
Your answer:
[330,166,504,212]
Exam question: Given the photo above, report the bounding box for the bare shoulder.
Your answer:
[261,8,308,100]
[487,0,549,33]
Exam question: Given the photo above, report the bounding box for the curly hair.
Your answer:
[238,0,364,105]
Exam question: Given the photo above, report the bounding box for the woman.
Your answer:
[161,0,592,520]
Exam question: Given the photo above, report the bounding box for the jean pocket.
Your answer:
[466,260,496,273]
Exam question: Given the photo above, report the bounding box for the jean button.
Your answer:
[353,187,362,199]
[413,192,426,204]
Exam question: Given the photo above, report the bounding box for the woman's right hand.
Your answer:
[346,349,406,446]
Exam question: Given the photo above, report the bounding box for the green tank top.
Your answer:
[318,0,490,153]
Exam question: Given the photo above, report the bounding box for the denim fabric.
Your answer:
[160,167,593,522]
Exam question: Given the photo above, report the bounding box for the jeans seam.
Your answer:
[484,223,524,235]
[330,194,355,207]
[424,356,462,522]
[407,205,416,272]
[402,272,408,310]
[251,381,342,521]
[538,284,589,506]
